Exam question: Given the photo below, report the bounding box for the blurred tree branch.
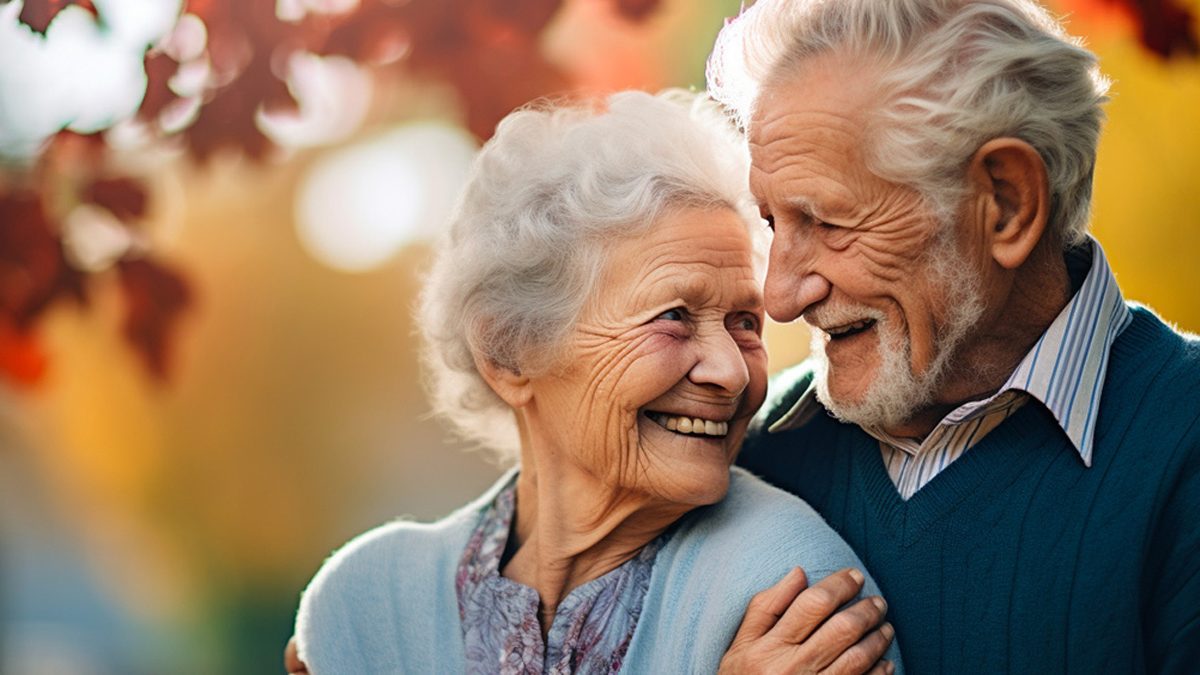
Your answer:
[0,0,664,387]
[3,0,1190,387]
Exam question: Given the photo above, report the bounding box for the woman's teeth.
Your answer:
[646,412,729,436]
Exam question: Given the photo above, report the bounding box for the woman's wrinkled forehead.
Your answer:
[585,207,763,314]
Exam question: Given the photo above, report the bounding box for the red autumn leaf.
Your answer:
[0,322,49,386]
[85,177,149,222]
[1126,0,1199,57]
[398,0,478,73]
[17,0,95,34]
[320,2,415,64]
[163,0,316,161]
[479,0,563,36]
[1066,0,1199,58]
[0,192,65,327]
[447,35,570,140]
[49,129,107,163]
[612,0,663,22]
[346,0,569,140]
[140,51,182,122]
[184,49,296,161]
[117,257,192,380]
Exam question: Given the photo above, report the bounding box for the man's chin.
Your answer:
[811,333,917,428]
[814,363,927,431]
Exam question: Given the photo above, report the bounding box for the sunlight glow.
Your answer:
[295,122,477,273]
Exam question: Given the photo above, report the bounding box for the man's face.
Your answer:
[748,58,984,431]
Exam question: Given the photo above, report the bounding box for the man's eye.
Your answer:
[733,314,761,333]
[656,308,686,321]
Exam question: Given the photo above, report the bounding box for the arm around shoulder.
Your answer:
[691,470,904,673]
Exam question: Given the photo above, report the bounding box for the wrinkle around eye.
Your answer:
[816,221,860,252]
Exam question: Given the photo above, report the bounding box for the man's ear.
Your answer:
[473,351,533,409]
[967,137,1050,270]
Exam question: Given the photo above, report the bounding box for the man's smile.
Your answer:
[823,318,877,340]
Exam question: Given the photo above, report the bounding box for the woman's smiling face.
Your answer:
[525,206,768,506]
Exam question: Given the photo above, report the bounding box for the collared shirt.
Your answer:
[455,476,665,674]
[769,237,1132,500]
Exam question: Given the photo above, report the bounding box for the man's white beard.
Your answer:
[811,235,985,431]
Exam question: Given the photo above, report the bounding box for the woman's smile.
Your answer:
[643,410,731,437]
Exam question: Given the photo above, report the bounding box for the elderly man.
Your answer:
[708,0,1200,673]
[286,1,1195,672]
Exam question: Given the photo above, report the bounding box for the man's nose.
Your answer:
[764,234,831,323]
[688,329,750,397]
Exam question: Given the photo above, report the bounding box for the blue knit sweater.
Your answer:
[737,305,1200,674]
[295,467,904,673]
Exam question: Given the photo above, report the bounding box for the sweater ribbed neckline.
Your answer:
[841,306,1175,548]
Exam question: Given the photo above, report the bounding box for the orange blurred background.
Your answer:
[1,0,1197,672]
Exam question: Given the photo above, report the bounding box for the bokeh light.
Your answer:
[294,122,477,272]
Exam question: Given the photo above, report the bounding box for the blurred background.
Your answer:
[0,0,1196,672]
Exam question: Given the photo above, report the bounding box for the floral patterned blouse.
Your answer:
[455,478,666,674]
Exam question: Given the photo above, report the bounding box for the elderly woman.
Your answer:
[292,91,901,674]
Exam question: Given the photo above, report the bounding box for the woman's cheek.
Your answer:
[617,332,688,393]
[640,327,686,351]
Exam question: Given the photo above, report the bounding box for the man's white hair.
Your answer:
[708,0,1110,247]
[418,90,761,462]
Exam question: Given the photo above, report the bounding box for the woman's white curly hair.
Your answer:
[417,90,762,462]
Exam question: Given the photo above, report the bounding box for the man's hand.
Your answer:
[284,637,308,674]
[718,567,895,675]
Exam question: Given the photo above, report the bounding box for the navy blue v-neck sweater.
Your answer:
[737,305,1200,674]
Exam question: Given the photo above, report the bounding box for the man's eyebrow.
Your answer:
[777,195,828,221]
[732,287,764,312]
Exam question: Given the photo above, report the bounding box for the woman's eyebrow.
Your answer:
[658,276,761,312]
[648,277,708,308]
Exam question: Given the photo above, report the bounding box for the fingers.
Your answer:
[861,657,897,675]
[799,595,889,669]
[820,622,895,675]
[732,566,810,642]
[284,637,308,674]
[773,568,868,643]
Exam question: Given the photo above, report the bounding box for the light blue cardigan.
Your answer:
[295,467,904,673]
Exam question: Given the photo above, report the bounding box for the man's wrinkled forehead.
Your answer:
[746,51,882,130]
[747,62,877,170]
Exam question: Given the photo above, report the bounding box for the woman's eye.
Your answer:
[656,308,686,322]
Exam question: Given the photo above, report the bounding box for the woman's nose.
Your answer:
[764,234,831,322]
[687,329,750,396]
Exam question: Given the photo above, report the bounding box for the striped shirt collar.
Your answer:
[769,237,1131,468]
